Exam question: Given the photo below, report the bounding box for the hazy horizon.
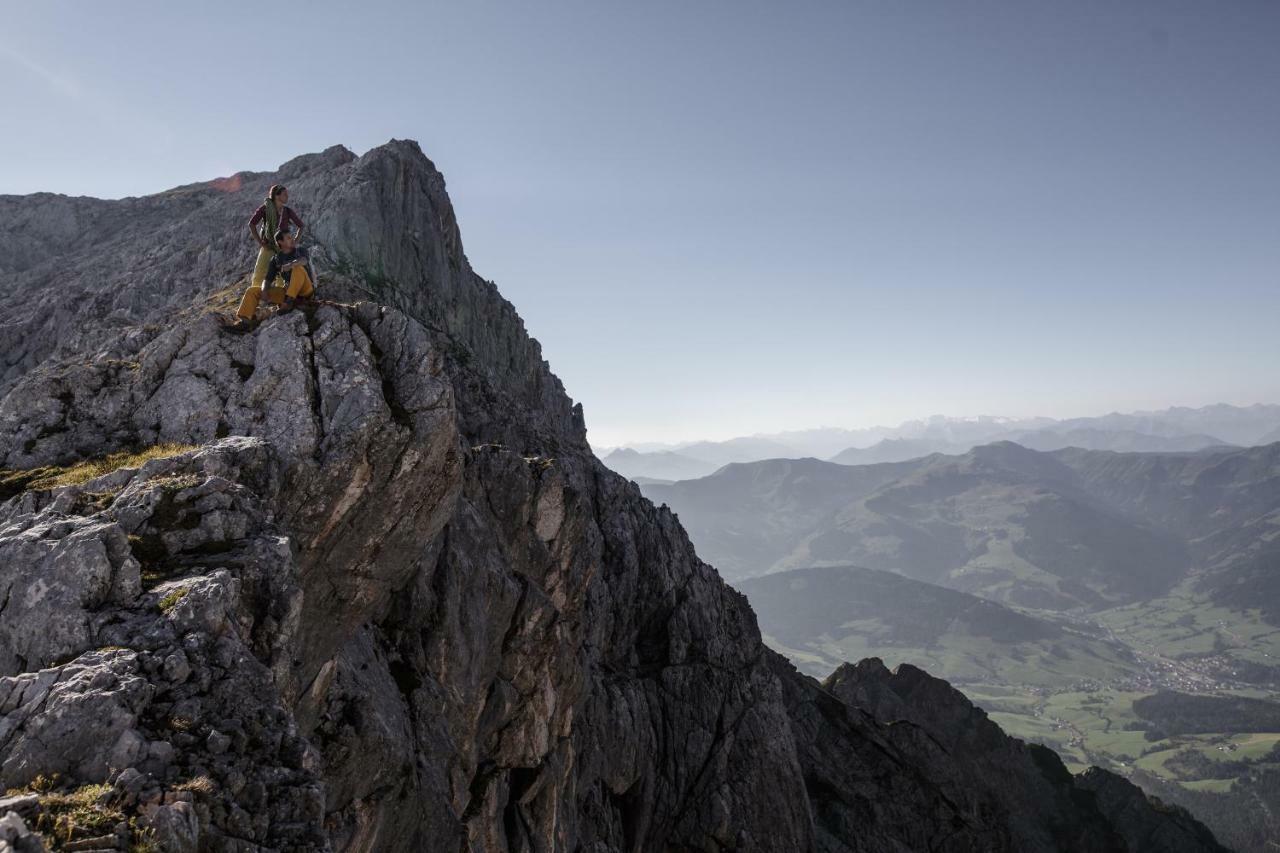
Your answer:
[596,398,1280,450]
[5,1,1279,449]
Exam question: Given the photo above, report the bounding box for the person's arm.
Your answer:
[263,255,281,285]
[282,249,315,285]
[279,248,309,271]
[248,206,267,247]
[288,207,305,243]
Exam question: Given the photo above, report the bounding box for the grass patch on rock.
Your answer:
[8,776,124,845]
[37,782,120,841]
[199,280,249,315]
[174,775,215,796]
[10,774,164,850]
[157,586,190,613]
[0,443,198,499]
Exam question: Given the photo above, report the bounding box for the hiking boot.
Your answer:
[232,317,252,330]
[278,298,297,315]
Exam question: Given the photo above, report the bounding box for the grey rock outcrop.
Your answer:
[0,142,1226,851]
[0,808,46,853]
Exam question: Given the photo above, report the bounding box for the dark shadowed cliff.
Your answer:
[0,142,1225,851]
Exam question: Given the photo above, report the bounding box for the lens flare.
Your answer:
[210,174,243,193]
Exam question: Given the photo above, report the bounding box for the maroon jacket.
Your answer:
[249,204,304,242]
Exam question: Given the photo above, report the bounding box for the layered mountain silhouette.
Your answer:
[605,406,1280,482]
[601,446,718,480]
[830,429,1237,466]
[644,441,1280,616]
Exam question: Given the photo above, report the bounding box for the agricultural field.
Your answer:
[777,593,1280,793]
[963,589,1280,788]
[1095,588,1280,674]
[971,683,1280,785]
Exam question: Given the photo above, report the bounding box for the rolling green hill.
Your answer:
[643,456,914,580]
[738,564,1138,685]
[1053,443,1280,620]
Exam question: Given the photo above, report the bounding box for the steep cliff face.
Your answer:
[0,142,1224,852]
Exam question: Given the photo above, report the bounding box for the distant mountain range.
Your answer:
[601,403,1280,482]
[598,447,719,480]
[830,429,1234,465]
[642,441,1280,615]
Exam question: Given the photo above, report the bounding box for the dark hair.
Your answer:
[274,228,290,243]
[268,184,287,201]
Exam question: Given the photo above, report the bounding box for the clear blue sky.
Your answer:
[3,1,1278,447]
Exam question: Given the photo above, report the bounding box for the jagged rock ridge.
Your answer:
[0,142,1224,851]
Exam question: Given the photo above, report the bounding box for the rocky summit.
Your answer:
[0,141,1226,851]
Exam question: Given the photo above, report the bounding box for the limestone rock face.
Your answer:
[0,142,1226,851]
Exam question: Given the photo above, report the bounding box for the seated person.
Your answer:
[233,230,315,325]
[261,230,316,311]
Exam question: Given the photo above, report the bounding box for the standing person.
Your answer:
[234,184,304,326]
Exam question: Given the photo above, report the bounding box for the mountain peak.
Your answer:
[276,143,358,179]
[275,139,430,181]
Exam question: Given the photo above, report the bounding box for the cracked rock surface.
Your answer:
[0,142,1225,851]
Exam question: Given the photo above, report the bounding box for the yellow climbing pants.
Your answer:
[251,244,272,289]
[283,265,315,299]
[236,246,284,320]
[235,263,314,320]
